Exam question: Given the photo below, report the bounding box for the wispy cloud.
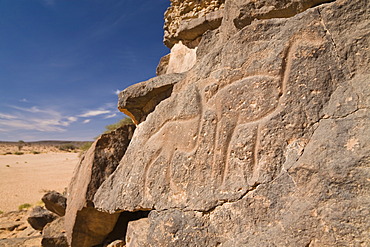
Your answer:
[0,118,66,132]
[19,98,28,103]
[67,116,78,122]
[79,110,111,118]
[0,102,120,141]
[114,89,121,95]
[0,106,77,133]
[0,113,18,120]
[104,113,117,119]
[10,105,58,115]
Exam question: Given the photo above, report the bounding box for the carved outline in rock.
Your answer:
[139,31,327,205]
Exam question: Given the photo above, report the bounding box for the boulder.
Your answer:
[42,191,67,217]
[118,73,185,124]
[92,0,369,246]
[65,124,135,247]
[125,218,150,247]
[27,206,57,231]
[41,217,68,247]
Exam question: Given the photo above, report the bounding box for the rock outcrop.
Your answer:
[66,0,369,246]
[65,124,135,247]
[118,73,185,124]
[164,0,225,48]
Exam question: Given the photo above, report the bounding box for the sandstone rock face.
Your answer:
[65,124,135,247]
[91,0,369,245]
[126,218,150,247]
[156,54,170,76]
[164,0,225,48]
[41,217,68,247]
[166,42,198,74]
[42,191,67,217]
[221,0,335,41]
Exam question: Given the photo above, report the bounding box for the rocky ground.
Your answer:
[0,209,42,247]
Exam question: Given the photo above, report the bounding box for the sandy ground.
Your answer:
[0,153,79,212]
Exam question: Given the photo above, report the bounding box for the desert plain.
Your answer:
[0,143,82,213]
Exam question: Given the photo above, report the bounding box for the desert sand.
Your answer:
[0,153,79,212]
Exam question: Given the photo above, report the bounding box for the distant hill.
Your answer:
[0,141,93,154]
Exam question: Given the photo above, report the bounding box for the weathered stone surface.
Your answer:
[221,0,334,41]
[125,218,150,247]
[318,0,369,77]
[65,124,135,247]
[107,239,126,247]
[174,9,223,45]
[96,1,340,212]
[164,0,225,48]
[41,217,68,247]
[0,210,41,244]
[157,42,197,77]
[91,0,369,245]
[42,191,67,217]
[156,54,170,76]
[0,236,42,247]
[118,73,185,124]
[27,206,57,231]
[166,41,197,74]
[0,221,21,231]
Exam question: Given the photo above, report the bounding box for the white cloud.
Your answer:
[114,89,121,95]
[0,119,65,132]
[83,119,91,124]
[0,106,77,133]
[0,113,18,120]
[67,116,78,122]
[19,98,28,102]
[10,105,59,115]
[79,110,111,118]
[104,113,117,119]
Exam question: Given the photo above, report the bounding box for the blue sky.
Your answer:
[0,0,170,141]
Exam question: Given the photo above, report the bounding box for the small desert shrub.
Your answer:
[14,152,24,155]
[6,165,10,167]
[35,200,45,207]
[18,203,32,210]
[32,151,40,154]
[18,140,25,151]
[3,152,12,155]
[104,117,133,134]
[80,142,93,152]
[0,210,3,214]
[58,144,77,152]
